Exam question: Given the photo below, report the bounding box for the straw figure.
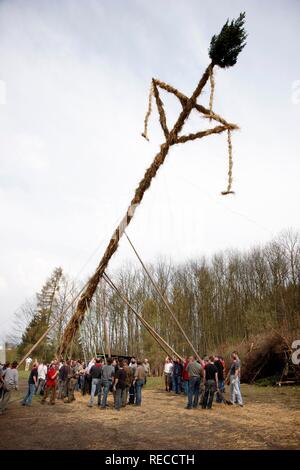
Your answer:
[59,13,247,356]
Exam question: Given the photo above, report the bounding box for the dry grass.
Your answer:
[2,376,299,450]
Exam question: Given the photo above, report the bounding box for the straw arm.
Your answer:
[176,125,232,144]
[152,80,169,139]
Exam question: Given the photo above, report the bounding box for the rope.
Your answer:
[103,272,183,361]
[124,231,204,365]
[141,81,154,141]
[221,129,235,195]
[209,66,215,120]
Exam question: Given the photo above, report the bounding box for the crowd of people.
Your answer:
[163,352,243,409]
[0,356,150,414]
[0,351,243,415]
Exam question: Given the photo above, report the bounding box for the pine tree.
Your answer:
[17,267,63,361]
[209,12,247,68]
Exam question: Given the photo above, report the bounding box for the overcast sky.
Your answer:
[0,0,299,339]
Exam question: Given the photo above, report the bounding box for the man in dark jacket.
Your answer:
[21,362,38,406]
[202,356,218,409]
[113,360,127,411]
[88,358,102,407]
[57,360,69,400]
[214,355,226,403]
[172,358,183,394]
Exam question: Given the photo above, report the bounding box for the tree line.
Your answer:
[13,230,300,369]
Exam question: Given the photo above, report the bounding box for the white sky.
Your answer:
[0,0,299,338]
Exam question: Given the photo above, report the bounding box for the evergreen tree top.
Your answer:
[209,12,247,68]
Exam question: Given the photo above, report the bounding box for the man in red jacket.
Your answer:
[41,362,58,405]
[182,358,189,395]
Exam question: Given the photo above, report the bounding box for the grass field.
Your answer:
[2,372,299,450]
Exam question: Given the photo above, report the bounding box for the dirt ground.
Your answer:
[1,377,300,450]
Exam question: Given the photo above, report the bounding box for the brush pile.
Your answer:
[242,331,300,385]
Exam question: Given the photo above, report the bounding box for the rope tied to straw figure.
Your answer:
[209,66,215,120]
[221,128,235,195]
[141,81,154,141]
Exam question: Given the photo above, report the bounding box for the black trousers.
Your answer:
[128,383,135,404]
[202,380,216,409]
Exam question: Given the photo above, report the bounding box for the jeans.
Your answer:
[172,375,181,394]
[216,379,225,403]
[22,383,36,405]
[187,376,200,408]
[88,378,101,406]
[202,380,216,409]
[135,379,144,405]
[115,387,125,410]
[100,380,111,407]
[183,380,189,395]
[36,378,45,395]
[230,376,243,405]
